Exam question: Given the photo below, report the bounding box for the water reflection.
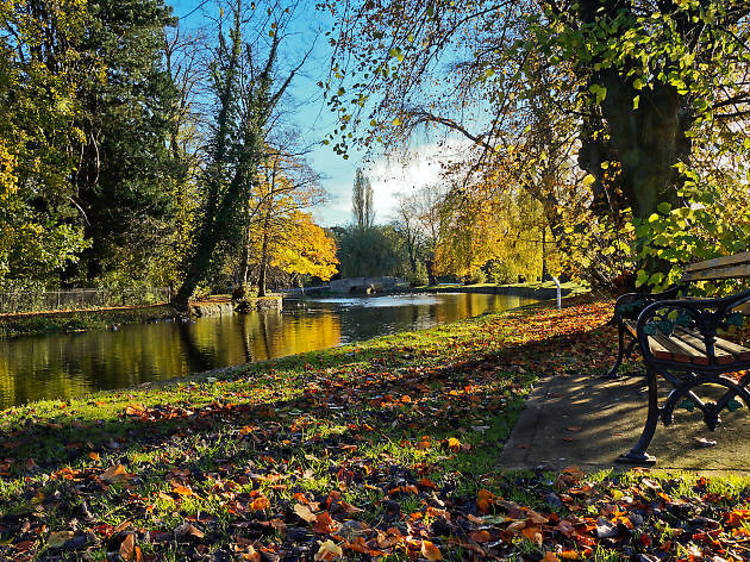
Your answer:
[0,293,533,408]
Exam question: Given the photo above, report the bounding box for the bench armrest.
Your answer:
[612,285,685,323]
[635,289,750,362]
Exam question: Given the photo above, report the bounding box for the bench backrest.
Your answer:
[681,251,750,282]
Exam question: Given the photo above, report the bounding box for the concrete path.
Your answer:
[499,370,750,471]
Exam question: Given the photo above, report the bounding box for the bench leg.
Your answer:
[617,367,658,465]
[603,321,627,379]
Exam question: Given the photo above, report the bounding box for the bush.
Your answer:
[462,270,486,285]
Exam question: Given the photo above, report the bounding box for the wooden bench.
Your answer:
[606,251,750,465]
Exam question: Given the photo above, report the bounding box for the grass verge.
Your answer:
[0,297,747,560]
[0,305,180,339]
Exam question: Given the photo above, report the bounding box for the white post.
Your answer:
[552,276,562,310]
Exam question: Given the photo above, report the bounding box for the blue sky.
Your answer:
[168,0,443,226]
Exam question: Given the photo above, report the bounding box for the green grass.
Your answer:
[0,304,180,338]
[0,297,747,560]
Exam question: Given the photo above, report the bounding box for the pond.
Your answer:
[0,292,536,408]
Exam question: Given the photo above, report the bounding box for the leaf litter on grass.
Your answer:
[0,297,748,560]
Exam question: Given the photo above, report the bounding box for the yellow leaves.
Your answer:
[269,213,338,280]
[47,531,74,548]
[447,437,461,451]
[101,464,133,484]
[314,539,343,560]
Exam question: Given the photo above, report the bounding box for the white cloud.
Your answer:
[317,140,470,226]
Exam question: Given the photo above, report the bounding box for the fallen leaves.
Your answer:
[420,539,443,561]
[175,521,205,540]
[314,539,343,561]
[294,503,317,523]
[2,298,747,561]
[47,531,74,548]
[100,464,133,484]
[249,495,271,511]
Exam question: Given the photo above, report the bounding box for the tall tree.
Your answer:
[0,1,90,284]
[240,144,330,296]
[173,0,312,309]
[351,168,374,229]
[325,0,750,286]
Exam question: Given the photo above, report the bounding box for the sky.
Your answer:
[169,0,446,227]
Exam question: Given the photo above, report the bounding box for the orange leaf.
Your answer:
[542,553,560,562]
[521,526,543,546]
[171,482,194,497]
[469,530,491,543]
[88,452,101,462]
[420,540,443,561]
[312,511,337,534]
[101,464,132,484]
[419,477,437,489]
[250,496,271,511]
[119,534,135,561]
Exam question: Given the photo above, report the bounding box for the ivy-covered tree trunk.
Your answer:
[581,76,687,220]
[173,0,304,311]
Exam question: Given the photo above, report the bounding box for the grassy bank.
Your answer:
[419,280,589,297]
[0,304,180,338]
[0,297,748,560]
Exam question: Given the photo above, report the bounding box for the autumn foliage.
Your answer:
[0,298,748,559]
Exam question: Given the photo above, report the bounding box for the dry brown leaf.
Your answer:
[175,522,204,540]
[47,531,74,548]
[294,503,317,523]
[101,464,132,484]
[171,482,194,497]
[469,530,491,543]
[119,534,135,561]
[521,526,543,546]
[421,540,443,561]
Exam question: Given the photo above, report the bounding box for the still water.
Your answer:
[0,293,534,408]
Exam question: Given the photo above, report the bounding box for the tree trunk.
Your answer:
[541,227,548,281]
[257,211,271,297]
[425,260,437,286]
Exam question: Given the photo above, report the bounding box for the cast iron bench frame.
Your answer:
[606,251,750,465]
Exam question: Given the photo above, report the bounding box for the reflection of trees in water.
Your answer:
[0,323,191,407]
[0,294,528,408]
[177,322,214,372]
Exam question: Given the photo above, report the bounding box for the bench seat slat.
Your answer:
[624,320,750,365]
[672,328,737,365]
